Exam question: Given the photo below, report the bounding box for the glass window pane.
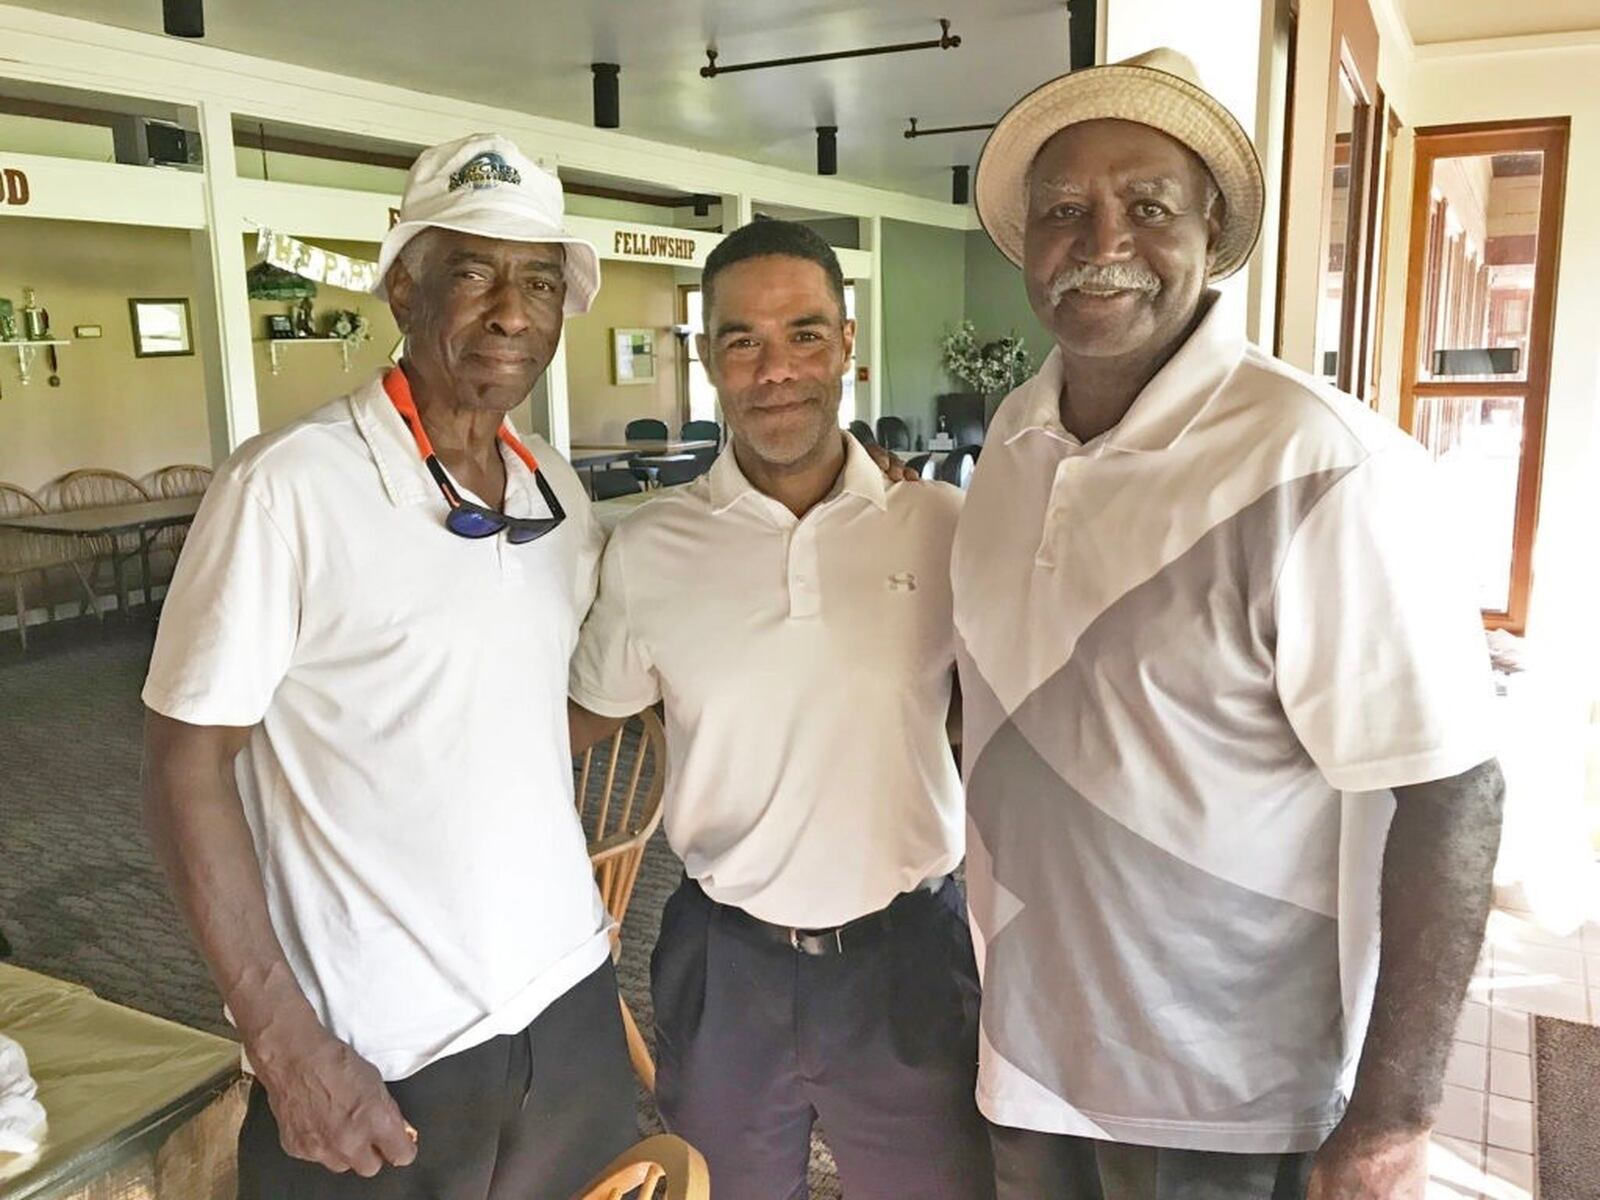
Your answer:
[1418,152,1543,383]
[1412,393,1525,612]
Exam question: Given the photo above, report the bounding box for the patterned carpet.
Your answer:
[0,616,841,1196]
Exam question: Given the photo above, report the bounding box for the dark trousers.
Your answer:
[991,1125,1314,1200]
[651,875,995,1200]
[238,959,637,1200]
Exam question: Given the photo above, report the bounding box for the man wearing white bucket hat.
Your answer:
[143,133,636,1199]
[955,50,1503,1198]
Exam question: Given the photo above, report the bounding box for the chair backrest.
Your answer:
[905,454,937,481]
[143,464,214,499]
[573,709,667,925]
[590,470,643,501]
[875,415,911,451]
[935,445,979,489]
[679,419,721,445]
[847,420,877,446]
[0,482,45,521]
[40,468,150,512]
[575,1134,710,1200]
[652,458,705,488]
[625,418,669,441]
[0,482,67,574]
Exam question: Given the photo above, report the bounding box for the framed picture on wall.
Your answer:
[129,298,194,358]
[611,327,656,385]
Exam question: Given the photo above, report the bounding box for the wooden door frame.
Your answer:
[1397,117,1569,633]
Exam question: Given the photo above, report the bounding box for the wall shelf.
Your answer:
[0,339,70,386]
[262,337,353,376]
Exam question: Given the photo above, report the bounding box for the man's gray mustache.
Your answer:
[1047,264,1162,305]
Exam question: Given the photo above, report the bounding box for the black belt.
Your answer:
[693,876,949,957]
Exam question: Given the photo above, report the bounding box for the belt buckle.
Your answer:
[788,927,844,955]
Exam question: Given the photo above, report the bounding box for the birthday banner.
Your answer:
[256,228,380,292]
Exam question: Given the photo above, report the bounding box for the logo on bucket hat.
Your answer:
[448,152,522,193]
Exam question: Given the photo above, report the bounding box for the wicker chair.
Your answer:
[0,482,99,650]
[574,1134,709,1200]
[39,468,152,613]
[141,463,213,567]
[143,464,213,499]
[573,708,668,1093]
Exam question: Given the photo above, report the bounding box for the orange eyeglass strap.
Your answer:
[382,366,540,473]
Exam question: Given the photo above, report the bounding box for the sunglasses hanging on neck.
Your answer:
[383,368,566,544]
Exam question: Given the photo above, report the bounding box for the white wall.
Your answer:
[1104,0,1270,339]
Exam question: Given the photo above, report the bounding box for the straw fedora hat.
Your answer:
[975,48,1265,282]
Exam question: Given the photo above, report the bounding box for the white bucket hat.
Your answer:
[374,132,601,315]
[975,48,1265,282]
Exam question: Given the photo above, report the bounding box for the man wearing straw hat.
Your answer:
[957,50,1503,1198]
[142,134,636,1199]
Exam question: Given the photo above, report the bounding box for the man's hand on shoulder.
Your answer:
[1307,1119,1429,1200]
[863,442,921,482]
[250,1015,418,1177]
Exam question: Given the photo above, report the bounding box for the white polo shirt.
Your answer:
[954,295,1497,1153]
[569,436,966,928]
[143,373,611,1081]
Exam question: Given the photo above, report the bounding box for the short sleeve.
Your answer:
[141,473,302,727]
[1274,446,1497,792]
[568,527,660,718]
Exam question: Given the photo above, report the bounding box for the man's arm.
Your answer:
[568,699,628,757]
[142,710,417,1178]
[1308,757,1505,1198]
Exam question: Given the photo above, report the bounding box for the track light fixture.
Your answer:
[951,165,969,205]
[816,126,838,176]
[162,0,204,38]
[592,63,620,129]
[702,19,960,78]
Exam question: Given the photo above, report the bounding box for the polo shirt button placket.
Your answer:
[1036,455,1085,570]
[787,525,821,620]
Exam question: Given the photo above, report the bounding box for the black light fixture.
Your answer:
[162,0,204,37]
[692,194,712,218]
[951,165,970,205]
[592,63,620,129]
[816,125,837,176]
[1066,0,1097,70]
[702,20,960,78]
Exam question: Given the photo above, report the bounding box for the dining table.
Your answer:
[568,439,718,495]
[0,496,202,617]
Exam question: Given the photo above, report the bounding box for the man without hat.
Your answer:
[142,133,636,1199]
[568,218,994,1199]
[958,50,1504,1198]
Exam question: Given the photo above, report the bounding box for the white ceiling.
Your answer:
[1396,0,1600,45]
[16,0,1076,203]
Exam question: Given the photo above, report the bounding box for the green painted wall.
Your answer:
[963,229,1049,371]
[879,217,966,443]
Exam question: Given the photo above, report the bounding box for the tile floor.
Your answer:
[1426,903,1600,1199]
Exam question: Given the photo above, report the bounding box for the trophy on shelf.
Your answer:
[0,297,16,343]
[20,287,50,340]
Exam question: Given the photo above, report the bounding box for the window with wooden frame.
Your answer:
[1398,119,1568,632]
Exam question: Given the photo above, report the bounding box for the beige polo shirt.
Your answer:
[569,436,966,928]
[143,373,611,1081]
[954,295,1497,1153]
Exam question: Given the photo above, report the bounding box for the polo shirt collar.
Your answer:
[348,370,534,509]
[708,431,888,515]
[1005,290,1245,455]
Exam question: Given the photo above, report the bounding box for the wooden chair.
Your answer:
[574,708,668,1093]
[39,468,152,613]
[573,1133,709,1200]
[0,481,99,650]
